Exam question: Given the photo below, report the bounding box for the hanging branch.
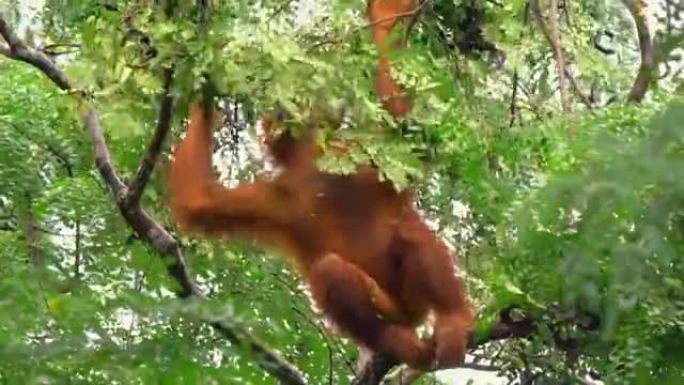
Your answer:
[624,0,654,103]
[0,15,308,385]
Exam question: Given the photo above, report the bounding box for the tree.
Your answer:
[0,1,682,384]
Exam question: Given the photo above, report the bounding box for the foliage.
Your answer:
[0,1,683,385]
[490,100,684,385]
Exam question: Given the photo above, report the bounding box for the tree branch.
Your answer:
[530,0,595,116]
[624,0,654,103]
[0,18,73,91]
[352,314,534,385]
[126,68,175,204]
[508,3,532,128]
[307,2,426,52]
[353,304,596,385]
[0,16,307,385]
[353,352,398,385]
[564,68,594,110]
[25,199,43,267]
[532,0,570,113]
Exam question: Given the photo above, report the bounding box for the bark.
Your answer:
[625,0,654,103]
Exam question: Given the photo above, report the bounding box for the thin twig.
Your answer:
[563,68,593,109]
[25,200,43,267]
[509,71,520,127]
[268,0,296,22]
[366,4,426,30]
[403,0,429,43]
[509,2,531,128]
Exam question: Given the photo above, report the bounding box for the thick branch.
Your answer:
[81,108,129,196]
[470,313,536,348]
[353,304,559,385]
[0,17,307,385]
[353,317,534,385]
[509,71,520,127]
[0,18,73,90]
[532,0,569,113]
[625,0,654,103]
[353,352,398,385]
[126,68,175,204]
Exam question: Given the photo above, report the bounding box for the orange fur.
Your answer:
[168,0,472,370]
[368,0,416,117]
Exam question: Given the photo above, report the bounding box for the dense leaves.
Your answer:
[0,1,683,385]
